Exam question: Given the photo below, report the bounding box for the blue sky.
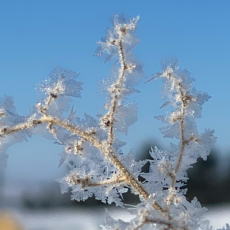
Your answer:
[1,1,230,184]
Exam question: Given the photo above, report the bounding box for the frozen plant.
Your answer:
[0,13,229,230]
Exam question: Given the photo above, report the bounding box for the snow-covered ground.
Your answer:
[204,204,230,229]
[4,205,230,230]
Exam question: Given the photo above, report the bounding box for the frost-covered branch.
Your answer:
[0,14,165,210]
[0,111,153,204]
[0,13,228,230]
[145,59,216,224]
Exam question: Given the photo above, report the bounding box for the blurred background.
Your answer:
[0,1,230,229]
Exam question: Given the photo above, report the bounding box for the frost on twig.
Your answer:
[0,14,150,208]
[0,13,228,230]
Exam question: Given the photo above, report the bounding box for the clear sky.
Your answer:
[1,1,230,185]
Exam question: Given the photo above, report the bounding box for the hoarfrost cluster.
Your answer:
[0,13,229,230]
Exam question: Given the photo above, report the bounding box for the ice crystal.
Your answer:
[0,13,226,230]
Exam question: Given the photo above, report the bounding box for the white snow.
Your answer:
[2,204,229,230]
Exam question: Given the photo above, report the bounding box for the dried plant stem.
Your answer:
[81,175,127,188]
[174,87,187,178]
[0,33,166,212]
[171,104,186,188]
[1,30,165,211]
[107,37,126,147]
[42,116,102,150]
[165,85,189,218]
[103,33,165,212]
[1,115,165,212]
[43,117,162,210]
[42,116,150,202]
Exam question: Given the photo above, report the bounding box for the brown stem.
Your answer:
[102,33,165,212]
[165,84,188,219]
[107,37,127,147]
[86,175,126,188]
[0,115,164,212]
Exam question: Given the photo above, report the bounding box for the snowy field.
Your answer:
[5,204,230,230]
